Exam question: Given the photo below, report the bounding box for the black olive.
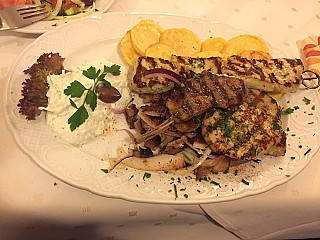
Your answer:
[95,83,121,103]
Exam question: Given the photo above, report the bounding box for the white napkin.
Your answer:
[299,36,320,75]
[200,154,320,240]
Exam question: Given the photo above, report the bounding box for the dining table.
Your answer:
[1,0,320,239]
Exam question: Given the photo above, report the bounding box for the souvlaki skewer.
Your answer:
[129,55,304,95]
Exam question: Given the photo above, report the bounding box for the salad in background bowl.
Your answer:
[1,0,115,33]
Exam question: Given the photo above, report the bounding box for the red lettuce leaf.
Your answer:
[17,53,65,120]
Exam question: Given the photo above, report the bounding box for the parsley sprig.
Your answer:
[64,64,121,131]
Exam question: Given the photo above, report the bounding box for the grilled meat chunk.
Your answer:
[135,72,247,143]
[125,104,139,129]
[202,89,286,161]
[223,55,304,93]
[173,71,247,123]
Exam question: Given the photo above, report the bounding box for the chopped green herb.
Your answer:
[181,151,193,163]
[210,180,220,186]
[173,184,178,199]
[241,179,250,185]
[304,148,311,155]
[143,172,151,180]
[193,73,201,79]
[101,169,109,174]
[183,194,189,199]
[303,97,311,105]
[281,106,299,115]
[291,156,296,160]
[223,167,229,174]
[199,176,209,182]
[273,123,282,131]
[312,105,316,110]
[194,114,203,123]
[283,72,290,78]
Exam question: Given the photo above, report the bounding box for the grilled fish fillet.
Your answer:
[223,55,304,94]
[202,89,286,161]
[131,55,304,94]
[130,56,177,94]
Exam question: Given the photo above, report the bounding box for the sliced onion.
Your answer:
[108,105,126,114]
[143,68,183,86]
[138,110,158,128]
[170,148,212,174]
[116,128,137,145]
[45,0,62,20]
[71,0,85,8]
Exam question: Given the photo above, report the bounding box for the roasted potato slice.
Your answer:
[223,34,269,57]
[193,50,223,58]
[130,19,164,55]
[201,37,227,52]
[120,31,141,67]
[240,50,272,60]
[159,28,201,56]
[145,43,177,60]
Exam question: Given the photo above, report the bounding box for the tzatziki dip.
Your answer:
[44,59,131,145]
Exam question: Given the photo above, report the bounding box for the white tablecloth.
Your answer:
[1,0,320,239]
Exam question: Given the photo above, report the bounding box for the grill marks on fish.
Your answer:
[171,55,222,78]
[131,55,304,94]
[202,89,286,161]
[223,56,304,93]
[130,56,176,93]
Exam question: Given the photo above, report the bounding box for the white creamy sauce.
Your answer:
[44,59,131,145]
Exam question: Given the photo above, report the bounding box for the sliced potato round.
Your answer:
[193,50,223,58]
[159,28,201,56]
[201,37,227,52]
[240,50,272,60]
[130,19,164,56]
[120,30,141,67]
[223,34,269,57]
[268,93,283,101]
[145,43,177,59]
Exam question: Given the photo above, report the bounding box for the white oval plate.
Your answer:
[14,0,115,34]
[4,13,320,204]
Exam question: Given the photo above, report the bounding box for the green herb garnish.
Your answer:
[143,172,151,180]
[101,169,109,174]
[304,148,311,155]
[303,97,311,105]
[173,184,178,199]
[241,179,250,185]
[281,106,299,115]
[64,65,120,131]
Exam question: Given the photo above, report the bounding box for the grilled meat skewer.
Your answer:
[223,55,304,93]
[136,71,247,143]
[131,56,304,95]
